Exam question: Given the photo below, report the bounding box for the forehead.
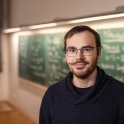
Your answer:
[66,31,96,48]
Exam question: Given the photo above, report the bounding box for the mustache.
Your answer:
[68,60,88,65]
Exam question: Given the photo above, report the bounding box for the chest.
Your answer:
[51,95,119,124]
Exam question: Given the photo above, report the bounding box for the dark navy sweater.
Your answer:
[39,67,124,124]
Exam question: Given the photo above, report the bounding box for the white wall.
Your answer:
[7,32,47,122]
[0,34,9,101]
[1,0,124,123]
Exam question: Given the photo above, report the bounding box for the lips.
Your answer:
[73,62,86,69]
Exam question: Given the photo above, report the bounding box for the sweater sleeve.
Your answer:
[39,90,51,124]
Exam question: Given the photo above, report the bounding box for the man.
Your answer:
[39,25,124,124]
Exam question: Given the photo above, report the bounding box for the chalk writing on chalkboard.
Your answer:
[19,33,69,86]
[98,28,124,82]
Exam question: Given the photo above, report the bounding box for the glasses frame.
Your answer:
[64,46,97,57]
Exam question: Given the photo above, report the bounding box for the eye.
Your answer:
[68,48,76,53]
[85,48,91,51]
[82,47,92,53]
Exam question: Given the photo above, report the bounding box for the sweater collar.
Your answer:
[64,66,110,104]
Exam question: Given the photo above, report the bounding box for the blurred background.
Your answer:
[0,0,124,124]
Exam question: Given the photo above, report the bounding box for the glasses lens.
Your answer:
[82,47,93,55]
[67,48,76,57]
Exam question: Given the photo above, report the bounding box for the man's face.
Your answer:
[65,31,101,79]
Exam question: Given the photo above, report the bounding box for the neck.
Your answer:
[72,68,97,88]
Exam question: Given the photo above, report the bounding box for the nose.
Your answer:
[76,50,85,59]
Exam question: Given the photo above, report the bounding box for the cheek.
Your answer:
[65,55,74,63]
[89,55,99,63]
[65,55,70,63]
[84,55,98,63]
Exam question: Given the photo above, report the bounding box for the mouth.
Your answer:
[72,62,87,69]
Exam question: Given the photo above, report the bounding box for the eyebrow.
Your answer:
[67,46,76,49]
[67,45,95,49]
[81,45,95,48]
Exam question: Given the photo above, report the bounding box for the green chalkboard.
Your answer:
[19,27,124,87]
[19,32,69,86]
[98,28,124,82]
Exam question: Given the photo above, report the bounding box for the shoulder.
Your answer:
[107,75,124,94]
[108,75,124,87]
[109,77,124,106]
[45,72,72,95]
[50,79,65,90]
[103,75,124,107]
[44,79,65,97]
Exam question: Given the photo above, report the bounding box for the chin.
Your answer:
[71,66,96,79]
[74,71,90,79]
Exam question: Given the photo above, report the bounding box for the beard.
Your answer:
[67,58,98,79]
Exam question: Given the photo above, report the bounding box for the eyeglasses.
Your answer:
[65,46,97,57]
